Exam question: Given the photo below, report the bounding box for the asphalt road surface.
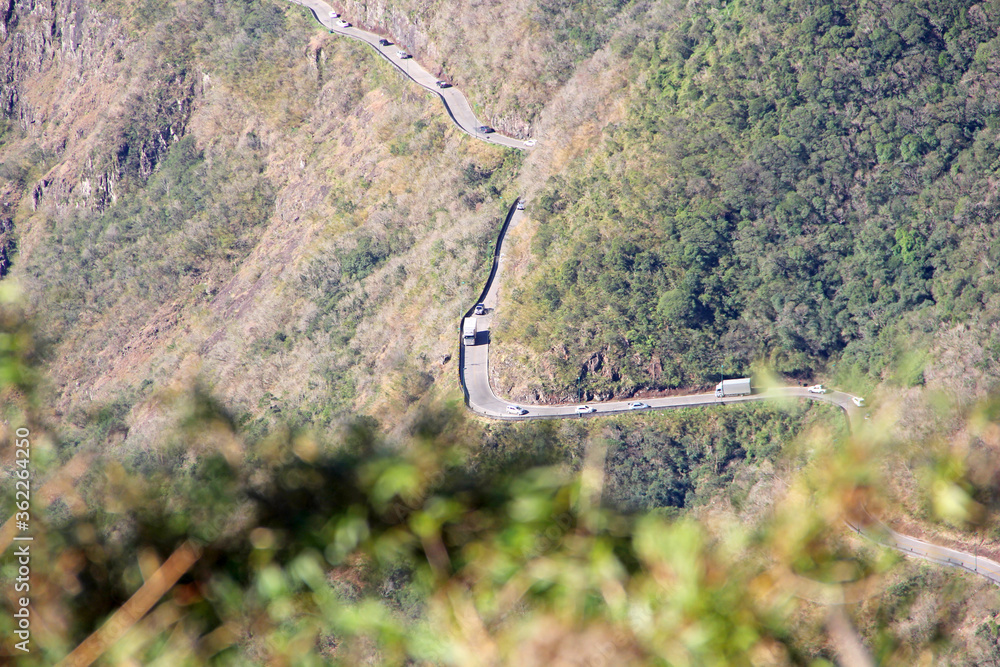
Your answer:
[848,515,1000,586]
[289,0,1000,588]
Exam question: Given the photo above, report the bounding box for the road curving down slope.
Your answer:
[461,201,1000,588]
[289,1,1000,588]
[460,201,869,422]
[289,0,534,150]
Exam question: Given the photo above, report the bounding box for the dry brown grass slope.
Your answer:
[0,0,551,454]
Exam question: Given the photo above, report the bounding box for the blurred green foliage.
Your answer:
[0,399,825,665]
[3,293,1000,664]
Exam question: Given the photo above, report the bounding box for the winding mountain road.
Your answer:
[289,0,533,150]
[847,518,1000,586]
[290,0,1000,588]
[460,202,869,421]
[464,208,1000,587]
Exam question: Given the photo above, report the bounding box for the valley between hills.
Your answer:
[4,0,1000,663]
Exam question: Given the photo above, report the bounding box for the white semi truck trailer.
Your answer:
[463,317,478,346]
[715,377,751,397]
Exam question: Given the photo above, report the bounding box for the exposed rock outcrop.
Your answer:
[0,216,13,278]
[0,0,197,211]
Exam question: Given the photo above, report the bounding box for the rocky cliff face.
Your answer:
[0,215,13,277]
[0,0,198,212]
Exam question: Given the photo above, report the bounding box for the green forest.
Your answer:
[504,0,1000,396]
[3,0,1000,663]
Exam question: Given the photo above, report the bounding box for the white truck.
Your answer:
[462,317,478,346]
[715,377,751,398]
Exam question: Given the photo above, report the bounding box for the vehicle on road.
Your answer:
[807,384,827,394]
[478,125,494,134]
[516,200,525,210]
[627,401,648,410]
[329,11,339,17]
[576,405,596,414]
[715,377,752,398]
[378,38,391,46]
[852,396,866,407]
[396,50,411,59]
[473,303,485,316]
[462,317,478,346]
[506,405,527,415]
[524,139,537,147]
[337,20,351,27]
[436,80,451,88]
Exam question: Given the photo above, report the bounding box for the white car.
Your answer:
[516,201,525,210]
[575,405,595,414]
[807,384,827,394]
[627,401,648,410]
[337,20,351,27]
[524,139,537,147]
[329,11,339,17]
[396,50,410,59]
[506,405,527,415]
[852,396,866,407]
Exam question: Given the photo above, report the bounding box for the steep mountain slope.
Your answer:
[2,0,1000,663]
[493,0,1000,403]
[314,0,656,137]
[0,0,550,453]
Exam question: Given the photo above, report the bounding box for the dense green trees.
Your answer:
[603,402,819,512]
[505,0,1000,395]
